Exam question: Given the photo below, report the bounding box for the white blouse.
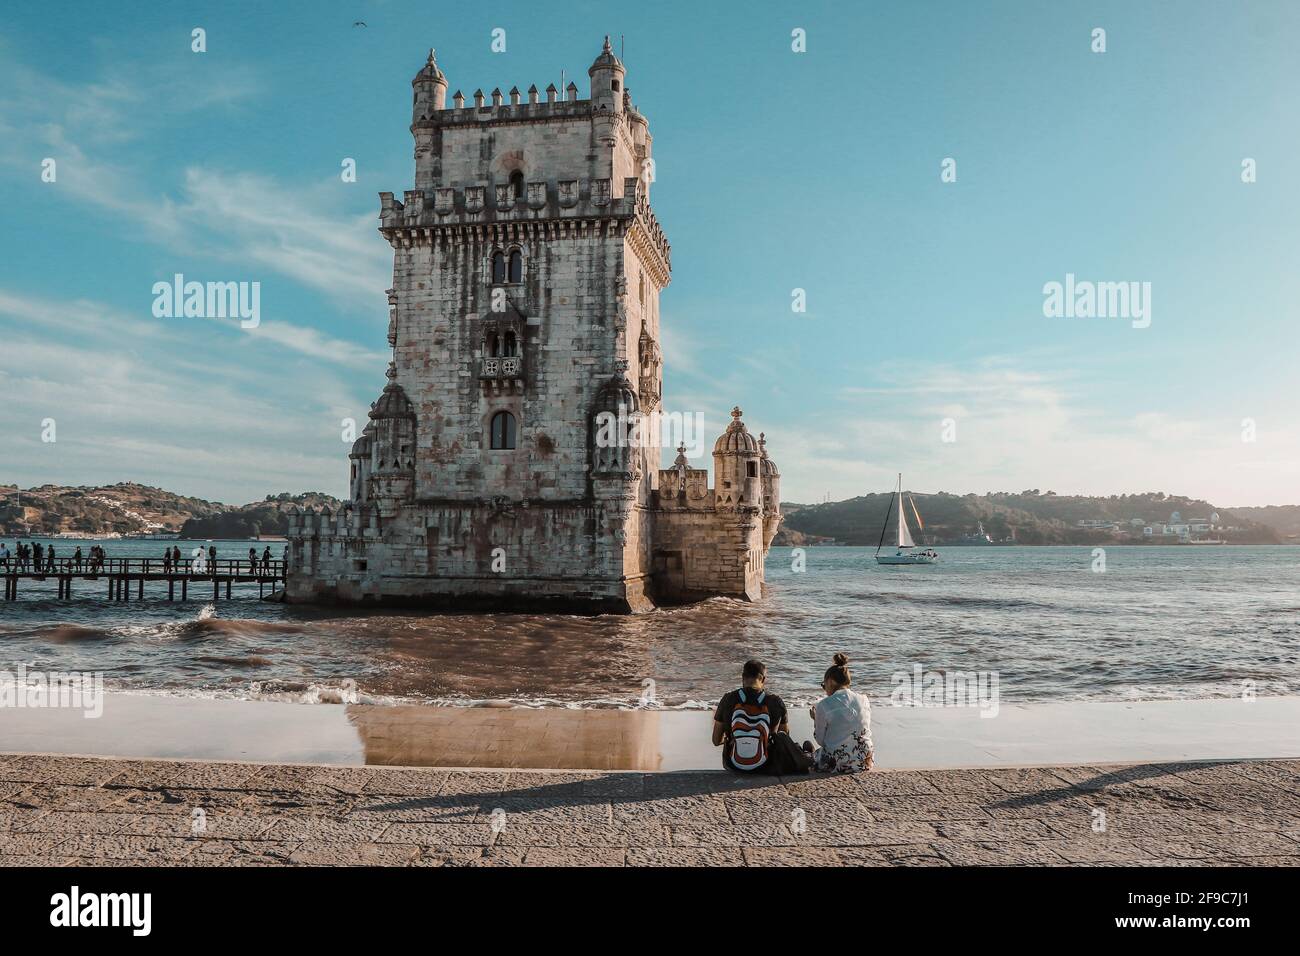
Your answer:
[813,688,873,754]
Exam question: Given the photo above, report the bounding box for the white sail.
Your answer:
[896,488,916,548]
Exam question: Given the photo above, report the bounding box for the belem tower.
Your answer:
[285,39,781,612]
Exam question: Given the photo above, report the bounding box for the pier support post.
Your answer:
[168,578,175,601]
[226,579,232,600]
[138,578,143,600]
[214,578,220,601]
[182,578,188,601]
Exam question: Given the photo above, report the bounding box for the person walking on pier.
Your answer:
[32,542,43,572]
[261,546,272,574]
[208,545,218,575]
[45,544,55,573]
[16,542,28,571]
[73,546,83,571]
[0,542,9,570]
[172,545,181,567]
[249,547,258,574]
[163,549,173,574]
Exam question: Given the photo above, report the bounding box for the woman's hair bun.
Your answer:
[833,653,849,667]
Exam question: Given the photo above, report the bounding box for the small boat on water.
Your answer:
[875,474,939,565]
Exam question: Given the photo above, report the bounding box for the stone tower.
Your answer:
[285,40,779,612]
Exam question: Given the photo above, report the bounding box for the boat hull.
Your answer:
[876,553,938,565]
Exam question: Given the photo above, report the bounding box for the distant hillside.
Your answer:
[1228,505,1300,540]
[177,492,343,539]
[0,484,340,538]
[780,491,1281,546]
[3,482,1285,546]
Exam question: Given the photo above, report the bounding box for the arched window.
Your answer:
[509,170,524,200]
[491,251,505,284]
[508,249,523,283]
[490,411,517,450]
[503,331,517,356]
[486,333,499,357]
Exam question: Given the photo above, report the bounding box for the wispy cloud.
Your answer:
[0,43,390,312]
[770,356,1300,507]
[0,289,373,501]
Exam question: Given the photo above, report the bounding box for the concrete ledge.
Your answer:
[2,754,1297,866]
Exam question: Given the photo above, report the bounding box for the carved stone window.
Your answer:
[509,170,524,200]
[491,251,506,284]
[508,250,523,283]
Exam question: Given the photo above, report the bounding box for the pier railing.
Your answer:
[0,556,288,602]
[0,557,286,578]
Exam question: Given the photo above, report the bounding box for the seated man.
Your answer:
[712,659,811,775]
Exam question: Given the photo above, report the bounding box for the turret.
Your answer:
[412,48,448,120]
[348,424,375,503]
[590,362,642,480]
[411,49,448,190]
[588,35,626,114]
[757,432,780,513]
[758,432,782,547]
[712,407,761,511]
[368,363,417,518]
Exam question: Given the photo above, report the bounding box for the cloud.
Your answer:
[0,289,373,502]
[0,45,390,312]
[770,356,1300,507]
[176,168,391,309]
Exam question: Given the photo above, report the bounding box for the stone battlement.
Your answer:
[379,177,670,271]
[413,84,619,124]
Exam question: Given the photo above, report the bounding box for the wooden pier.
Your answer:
[0,557,286,602]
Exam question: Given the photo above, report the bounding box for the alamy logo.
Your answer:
[890,664,1000,718]
[152,273,261,328]
[1042,273,1150,329]
[0,664,103,718]
[50,886,151,936]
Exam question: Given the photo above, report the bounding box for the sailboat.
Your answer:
[875,474,939,565]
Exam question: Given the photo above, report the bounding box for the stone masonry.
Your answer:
[285,40,780,612]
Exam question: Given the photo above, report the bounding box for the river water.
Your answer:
[1,539,1297,709]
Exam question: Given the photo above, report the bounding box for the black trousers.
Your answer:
[758,731,813,776]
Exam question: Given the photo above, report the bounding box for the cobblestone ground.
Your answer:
[2,754,1298,866]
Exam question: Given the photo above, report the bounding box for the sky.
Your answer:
[1,0,1297,506]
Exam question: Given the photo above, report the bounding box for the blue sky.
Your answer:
[1,0,1297,505]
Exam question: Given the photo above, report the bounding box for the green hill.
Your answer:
[0,484,340,539]
[780,490,1279,546]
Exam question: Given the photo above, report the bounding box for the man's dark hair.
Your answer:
[741,659,767,683]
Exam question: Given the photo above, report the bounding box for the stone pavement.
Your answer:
[2,754,1298,866]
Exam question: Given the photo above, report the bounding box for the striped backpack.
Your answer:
[728,688,772,772]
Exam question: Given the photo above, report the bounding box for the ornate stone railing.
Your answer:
[480,356,523,380]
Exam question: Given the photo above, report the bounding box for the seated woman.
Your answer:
[804,654,874,773]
